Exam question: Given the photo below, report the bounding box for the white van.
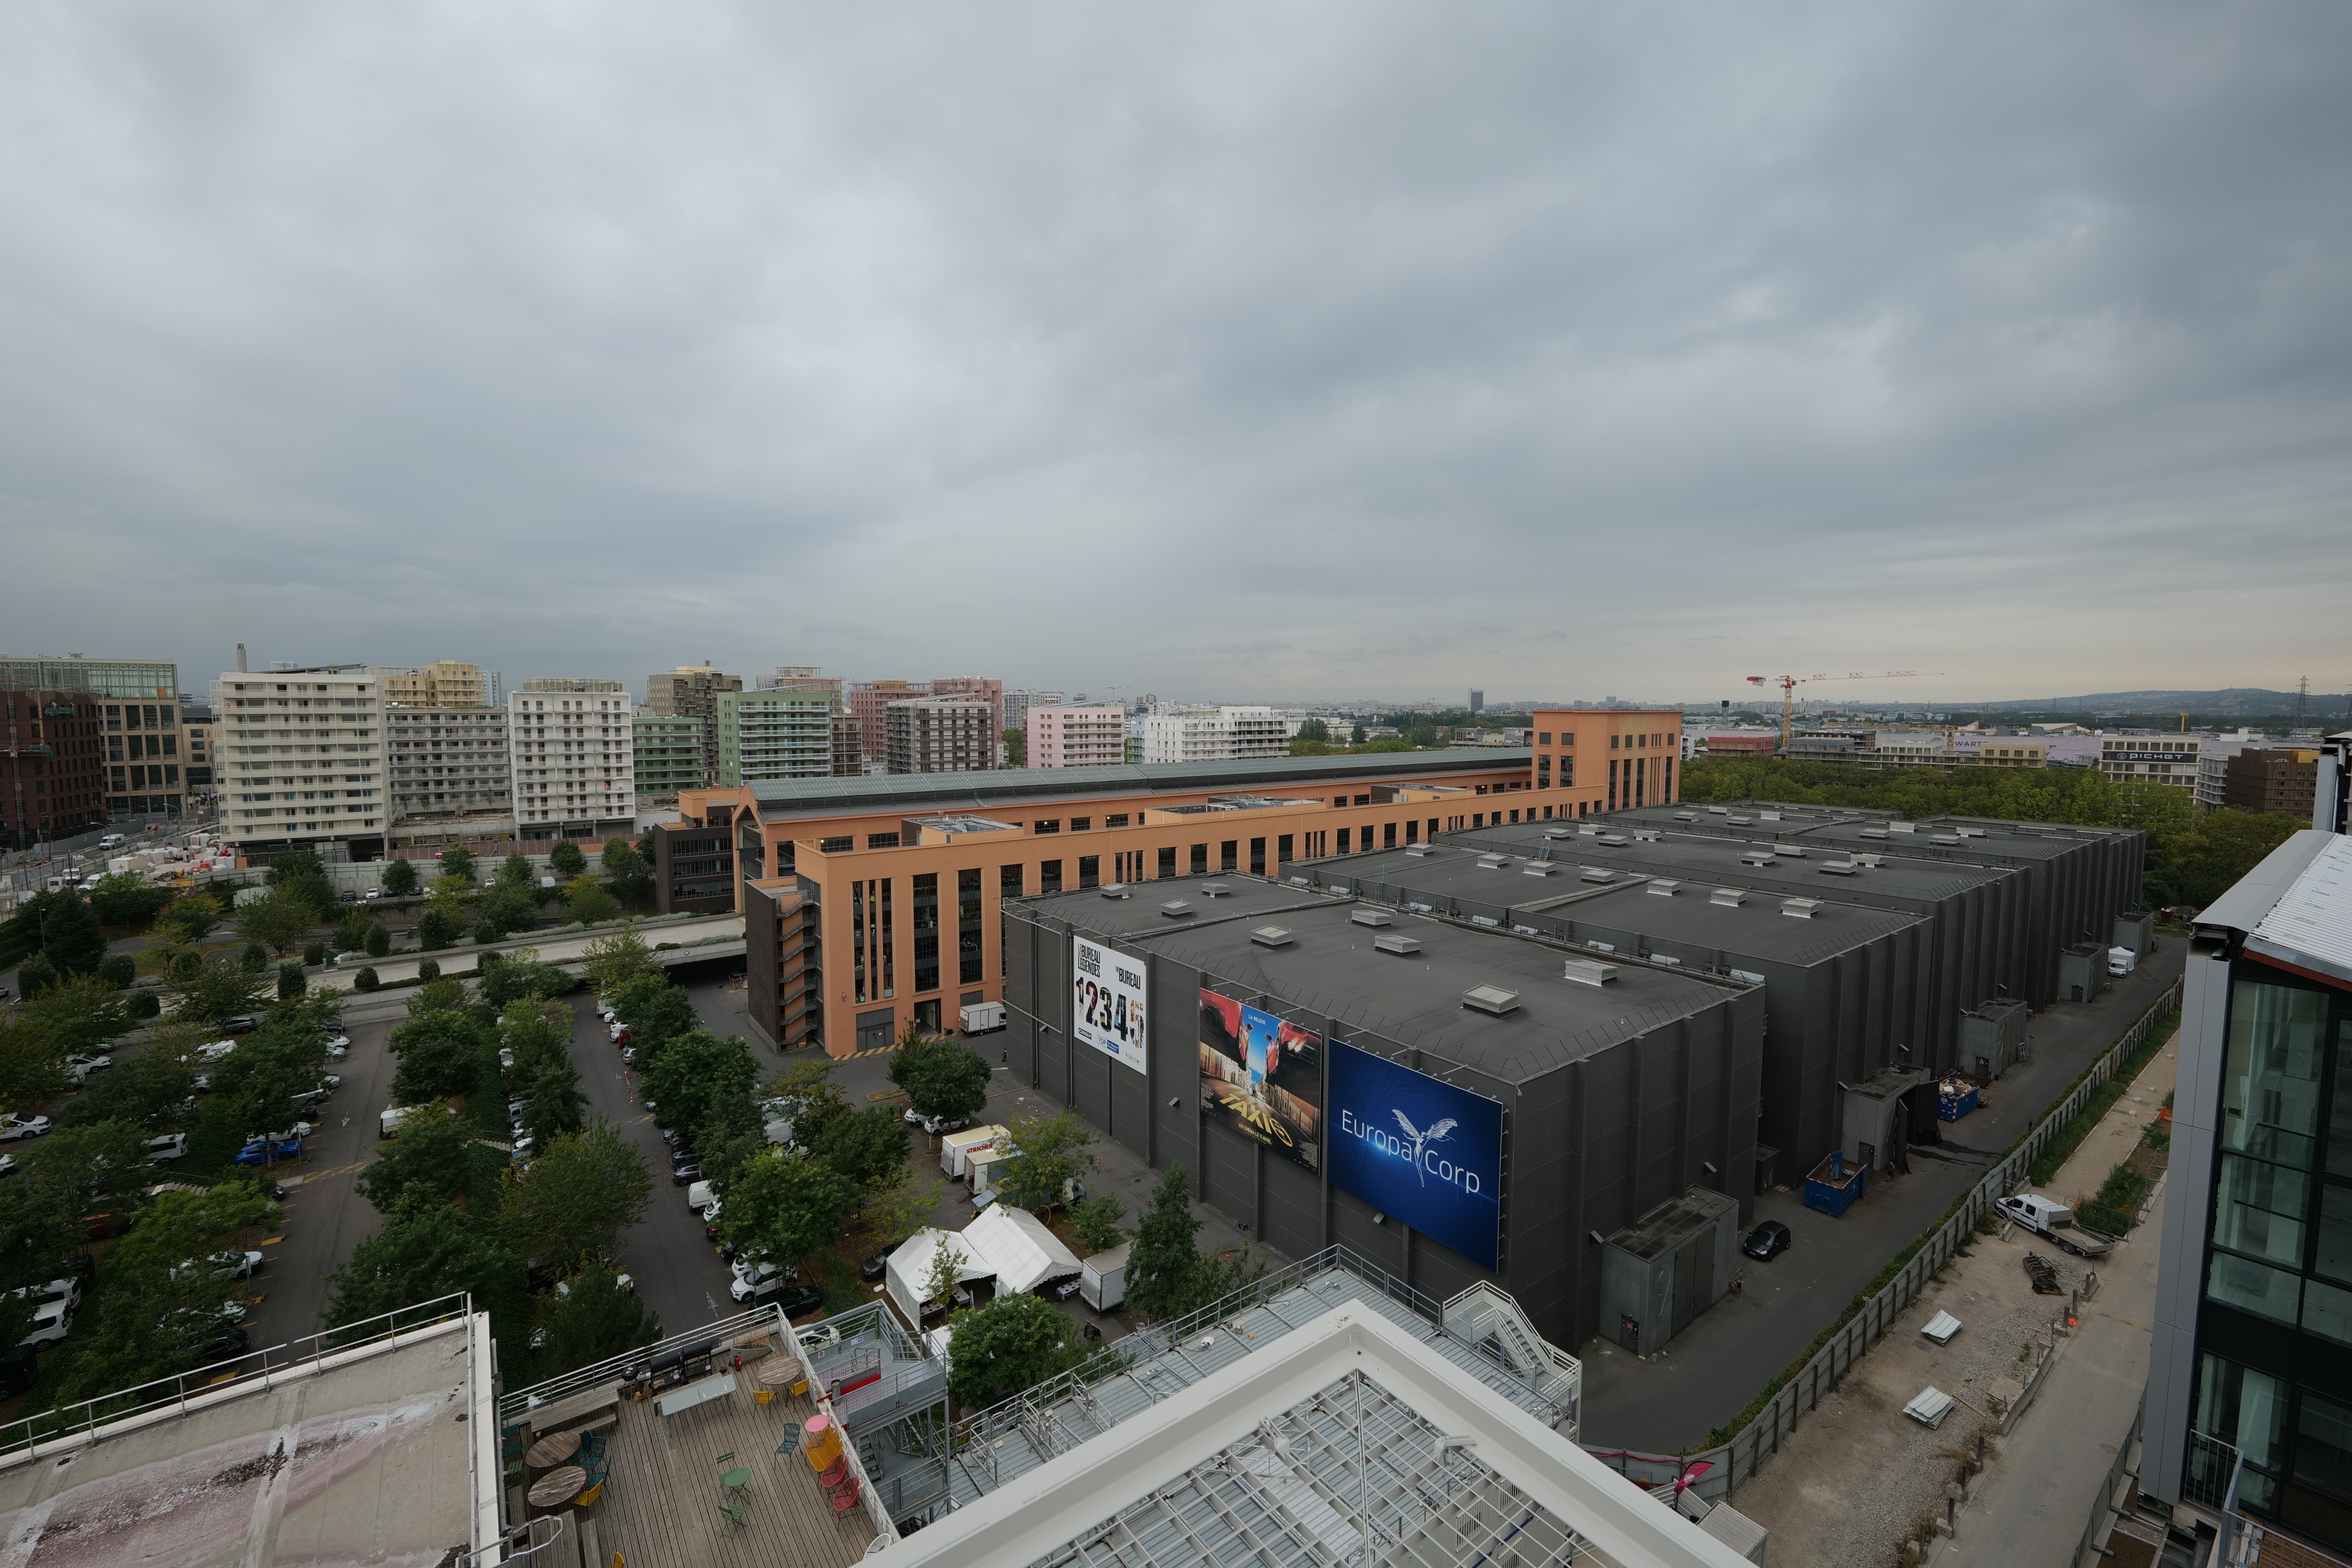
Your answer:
[686,1180,716,1211]
[99,834,125,850]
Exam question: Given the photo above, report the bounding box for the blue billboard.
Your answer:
[1326,1041,1503,1272]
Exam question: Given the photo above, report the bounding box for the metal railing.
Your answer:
[496,1303,783,1425]
[1585,976,2184,1507]
[0,1292,472,1465]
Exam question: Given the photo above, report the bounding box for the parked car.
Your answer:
[671,1164,703,1187]
[0,1345,36,1397]
[16,1300,72,1349]
[902,1109,969,1136]
[729,1262,795,1303]
[554,1273,634,1299]
[65,1055,113,1081]
[197,1041,238,1063]
[201,1326,252,1364]
[145,1132,189,1165]
[220,1015,261,1035]
[0,1115,52,1142]
[234,1138,302,1166]
[9,1276,83,1312]
[171,1250,265,1284]
[1742,1220,1792,1261]
[858,1241,902,1282]
[0,1155,15,1178]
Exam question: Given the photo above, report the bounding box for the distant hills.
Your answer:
[1964,688,2346,717]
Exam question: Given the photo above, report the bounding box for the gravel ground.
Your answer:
[1729,1036,2179,1568]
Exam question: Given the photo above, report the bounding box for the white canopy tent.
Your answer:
[884,1226,992,1326]
[962,1205,1083,1295]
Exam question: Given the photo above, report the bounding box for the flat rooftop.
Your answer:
[1450,820,2011,907]
[0,1317,483,1568]
[736,750,1516,822]
[1319,842,1926,968]
[1608,803,2138,868]
[1022,879,1745,1084]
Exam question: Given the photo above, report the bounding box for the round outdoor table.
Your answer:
[720,1465,753,1499]
[528,1465,587,1509]
[755,1357,803,1390]
[524,1430,581,1469]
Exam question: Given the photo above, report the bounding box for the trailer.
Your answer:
[1804,1150,1867,1218]
[1994,1192,2115,1258]
[1080,1241,1130,1313]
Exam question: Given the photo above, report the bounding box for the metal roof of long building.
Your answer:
[742,748,1512,821]
[2201,829,2352,989]
[1448,820,2009,905]
[1018,880,1745,1085]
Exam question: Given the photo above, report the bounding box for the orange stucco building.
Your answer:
[664,720,1681,1056]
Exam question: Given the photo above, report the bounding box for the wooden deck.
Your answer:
[555,1362,875,1568]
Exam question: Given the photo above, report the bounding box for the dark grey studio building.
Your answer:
[1001,881,1765,1352]
[1291,838,1931,1186]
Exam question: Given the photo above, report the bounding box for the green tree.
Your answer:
[127,989,161,1020]
[923,1234,967,1310]
[110,1177,282,1284]
[764,1058,848,1148]
[474,885,542,944]
[364,922,391,958]
[889,1037,993,1125]
[536,1267,662,1379]
[356,1100,474,1212]
[55,1047,198,1131]
[40,896,108,976]
[89,872,172,927]
[547,841,586,878]
[156,890,222,946]
[96,952,136,988]
[267,848,339,919]
[561,877,620,926]
[416,906,462,950]
[517,1061,588,1148]
[277,960,307,999]
[1068,1191,1127,1254]
[303,941,328,967]
[1350,722,1367,745]
[1125,1165,1201,1319]
[236,886,319,956]
[1287,737,1334,757]
[812,1105,910,1190]
[497,855,535,890]
[438,846,477,882]
[169,954,270,1027]
[616,979,700,1061]
[1001,726,1026,767]
[946,1292,1076,1405]
[639,1029,757,1141]
[716,1149,859,1272]
[326,1204,522,1327]
[994,1108,1095,1213]
[1295,718,1330,743]
[212,1024,327,1144]
[390,1021,485,1105]
[0,1012,69,1114]
[417,957,442,982]
[20,1119,152,1214]
[496,1119,655,1272]
[600,840,653,907]
[408,975,466,1016]
[380,858,419,897]
[16,971,132,1056]
[0,1181,85,1350]
[355,967,381,992]
[581,924,657,997]
[240,940,269,972]
[13,951,59,999]
[851,1170,946,1257]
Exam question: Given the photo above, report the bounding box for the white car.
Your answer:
[729,1263,793,1303]
[321,1033,352,1050]
[0,1115,51,1142]
[65,1054,113,1078]
[553,1272,634,1299]
[16,1300,71,1349]
[171,1250,265,1283]
[246,1122,316,1144]
[196,1042,238,1063]
[145,1133,189,1165]
[8,1276,81,1310]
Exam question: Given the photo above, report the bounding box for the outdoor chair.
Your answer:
[720,1502,747,1527]
[831,1478,860,1514]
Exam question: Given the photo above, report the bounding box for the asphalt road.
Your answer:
[1575,935,2189,1452]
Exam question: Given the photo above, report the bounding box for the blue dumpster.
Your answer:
[1804,1150,1867,1218]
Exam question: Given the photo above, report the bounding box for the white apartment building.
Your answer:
[2099,733,2203,790]
[385,706,511,820]
[211,668,387,858]
[1140,705,1289,764]
[1003,689,1064,738]
[508,679,635,836]
[1024,704,1126,768]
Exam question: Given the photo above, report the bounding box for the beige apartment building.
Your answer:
[370,661,494,709]
[212,666,387,858]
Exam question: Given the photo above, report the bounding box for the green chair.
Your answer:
[721,1502,747,1527]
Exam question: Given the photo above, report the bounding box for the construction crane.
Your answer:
[1746,672,1943,748]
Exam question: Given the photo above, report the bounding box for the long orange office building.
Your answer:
[661,706,1681,1056]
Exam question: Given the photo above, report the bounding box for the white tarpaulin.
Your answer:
[962,1205,1084,1295]
[885,1227,991,1325]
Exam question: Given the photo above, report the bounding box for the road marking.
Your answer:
[258,1235,283,1246]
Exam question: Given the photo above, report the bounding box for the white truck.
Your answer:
[2107,946,2140,978]
[1994,1192,2115,1258]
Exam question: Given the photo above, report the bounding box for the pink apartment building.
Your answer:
[1025,704,1127,768]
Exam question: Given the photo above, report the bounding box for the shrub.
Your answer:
[127,989,162,1020]
[303,942,328,967]
[97,953,137,989]
[364,924,390,958]
[418,958,441,982]
[277,960,307,998]
[241,942,270,973]
[354,967,381,993]
[548,842,587,878]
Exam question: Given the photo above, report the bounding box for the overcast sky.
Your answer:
[4,3,2347,709]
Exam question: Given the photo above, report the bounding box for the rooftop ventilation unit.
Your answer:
[1350,908,1393,927]
[1740,850,1776,866]
[1470,915,1500,927]
[1477,855,1509,869]
[1200,882,1231,897]
[1955,827,1986,838]
[1288,876,1310,886]
[1711,887,1748,907]
[1405,844,1438,857]
[1930,834,1962,846]
[1595,833,1631,847]
[1859,827,1890,840]
[1586,940,1616,953]
[1562,958,1619,987]
[1581,866,1615,883]
[1727,815,1754,825]
[1543,828,1574,840]
[1579,824,1600,836]
[1771,844,1807,857]
[1632,829,1661,842]
[1674,811,1699,822]
[1405,901,1434,913]
[1648,879,1680,896]
[1161,900,1194,918]
[1100,886,1133,899]
[1707,806,1730,815]
[1463,984,1522,1016]
[1514,924,1542,936]
[1781,897,1822,918]
[1889,822,1916,834]
[1522,863,1556,877]
[1818,861,1858,877]
[1760,811,1782,821]
[1372,933,1422,956]
[1851,853,1886,868]
[1250,926,1294,947]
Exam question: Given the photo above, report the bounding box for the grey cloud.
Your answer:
[2,2,2347,704]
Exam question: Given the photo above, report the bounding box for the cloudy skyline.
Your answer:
[4,3,2347,708]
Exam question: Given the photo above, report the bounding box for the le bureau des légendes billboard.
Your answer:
[1072,935,1148,1073]
[1198,991,1324,1173]
[1326,1041,1503,1272]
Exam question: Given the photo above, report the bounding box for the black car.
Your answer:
[671,1164,703,1186]
[669,1145,697,1167]
[775,1285,824,1318]
[203,1326,251,1365]
[1742,1220,1792,1261]
[858,1240,902,1282]
[0,1344,36,1397]
[221,1015,261,1035]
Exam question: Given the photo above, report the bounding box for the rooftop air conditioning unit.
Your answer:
[1514,924,1542,935]
[1727,815,1754,826]
[1860,827,1890,840]
[1350,908,1393,927]
[1648,879,1680,896]
[1740,851,1775,867]
[1250,926,1294,947]
[1373,933,1422,956]
[1596,833,1630,847]
[1544,828,1573,840]
[1632,829,1660,842]
[1889,823,1916,834]
[1161,900,1194,918]
[1586,940,1615,953]
[1581,866,1614,883]
[1100,886,1132,899]
[1463,984,1522,1016]
[1405,901,1434,913]
[1931,834,1962,846]
[1781,898,1822,918]
[1470,915,1500,927]
[1477,854,1508,868]
[1851,853,1886,868]
[1523,863,1556,877]
[1327,881,1352,895]
[1674,811,1699,822]
[1818,861,1858,877]
[1707,806,1730,815]
[1760,811,1782,821]
[1771,844,1807,857]
[1562,958,1619,987]
[1289,876,1310,886]
[1200,882,1231,897]
[1956,828,1986,838]
[1405,844,1437,857]
[1711,887,1747,907]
